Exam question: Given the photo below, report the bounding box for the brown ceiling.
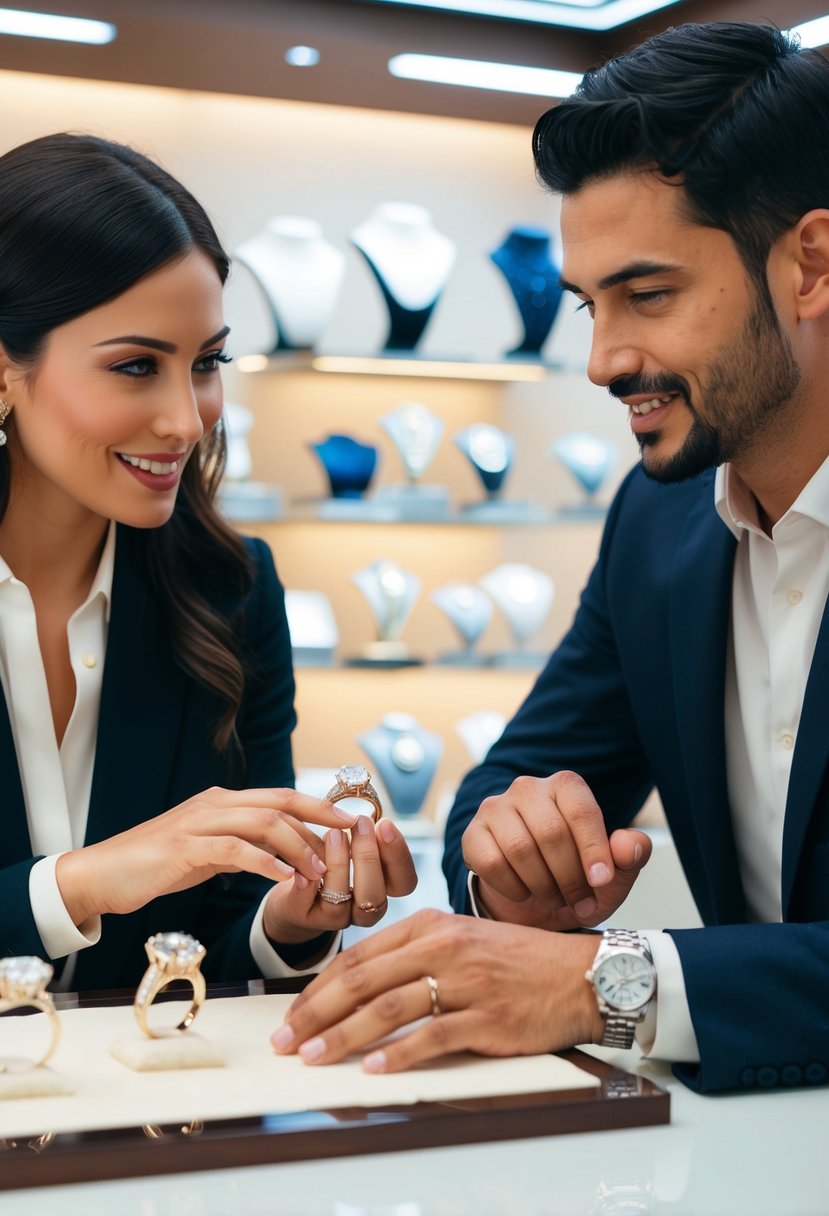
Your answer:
[0,0,824,125]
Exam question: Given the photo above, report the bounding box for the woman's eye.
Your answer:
[195,350,233,373]
[111,356,158,378]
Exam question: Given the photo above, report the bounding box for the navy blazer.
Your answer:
[444,465,829,1094]
[0,527,296,990]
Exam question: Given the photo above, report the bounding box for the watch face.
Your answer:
[594,952,655,1012]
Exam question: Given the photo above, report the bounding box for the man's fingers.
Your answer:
[363,1011,480,1074]
[609,828,652,872]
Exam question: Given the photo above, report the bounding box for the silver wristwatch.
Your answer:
[585,929,657,1049]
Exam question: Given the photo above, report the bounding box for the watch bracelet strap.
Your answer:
[596,929,654,1050]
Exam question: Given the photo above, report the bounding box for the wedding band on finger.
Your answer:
[317,882,354,906]
[134,932,207,1039]
[0,957,60,1071]
[424,974,442,1017]
[357,897,386,914]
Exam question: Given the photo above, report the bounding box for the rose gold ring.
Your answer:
[324,765,383,822]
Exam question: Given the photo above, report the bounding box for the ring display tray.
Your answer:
[0,981,669,1191]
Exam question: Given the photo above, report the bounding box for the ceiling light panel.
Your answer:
[0,7,116,43]
[363,0,684,32]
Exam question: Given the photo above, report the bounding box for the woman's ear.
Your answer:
[792,210,829,320]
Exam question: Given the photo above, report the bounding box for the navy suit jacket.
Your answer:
[0,527,296,990]
[444,465,829,1094]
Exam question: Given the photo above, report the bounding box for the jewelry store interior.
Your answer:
[0,1,827,1212]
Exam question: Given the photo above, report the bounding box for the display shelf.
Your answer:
[235,350,561,382]
[223,500,606,526]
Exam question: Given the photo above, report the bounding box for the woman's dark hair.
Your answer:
[533,22,829,287]
[0,132,252,754]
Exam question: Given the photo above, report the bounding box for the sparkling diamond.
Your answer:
[336,765,369,788]
[0,955,53,997]
[148,932,204,967]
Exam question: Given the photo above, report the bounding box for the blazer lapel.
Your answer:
[84,528,189,848]
[781,595,829,914]
[0,688,32,866]
[669,495,744,922]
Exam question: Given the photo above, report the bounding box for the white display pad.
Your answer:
[0,993,597,1139]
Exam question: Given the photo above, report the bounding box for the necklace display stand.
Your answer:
[479,563,555,667]
[453,423,544,522]
[348,559,422,667]
[552,432,615,517]
[489,225,563,358]
[235,215,345,352]
[350,203,455,352]
[358,712,443,823]
[218,402,282,521]
[375,401,450,520]
[455,709,507,764]
[309,433,378,505]
[430,581,493,665]
[284,589,338,667]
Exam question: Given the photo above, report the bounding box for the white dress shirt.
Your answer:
[0,523,337,990]
[471,455,829,1062]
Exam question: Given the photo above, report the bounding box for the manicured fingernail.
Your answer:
[299,1036,326,1063]
[633,842,643,862]
[355,814,371,836]
[588,862,611,886]
[327,828,347,855]
[379,819,396,844]
[574,897,597,919]
[271,1025,295,1052]
[363,1050,387,1074]
[274,860,295,879]
[294,872,309,891]
[312,854,327,876]
[333,806,359,824]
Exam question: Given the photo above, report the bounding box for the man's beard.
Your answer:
[609,292,801,485]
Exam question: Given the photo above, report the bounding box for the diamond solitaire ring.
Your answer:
[324,764,383,822]
[0,956,60,1070]
[134,932,207,1039]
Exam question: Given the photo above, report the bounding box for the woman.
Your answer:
[0,132,416,991]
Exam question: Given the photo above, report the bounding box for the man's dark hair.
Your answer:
[533,22,829,285]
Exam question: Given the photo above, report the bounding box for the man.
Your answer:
[271,22,829,1094]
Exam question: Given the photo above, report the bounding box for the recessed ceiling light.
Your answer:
[0,6,115,43]
[366,0,684,33]
[389,52,581,97]
[284,45,320,67]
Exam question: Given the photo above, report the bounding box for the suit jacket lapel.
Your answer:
[781,594,829,914]
[85,528,189,848]
[669,494,745,922]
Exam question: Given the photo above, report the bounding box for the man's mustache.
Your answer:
[608,373,690,402]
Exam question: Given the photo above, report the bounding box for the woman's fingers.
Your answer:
[211,787,359,831]
[375,818,418,897]
[349,816,389,927]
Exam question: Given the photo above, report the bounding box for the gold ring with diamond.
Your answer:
[317,882,353,905]
[0,957,60,1071]
[324,764,383,822]
[134,932,207,1039]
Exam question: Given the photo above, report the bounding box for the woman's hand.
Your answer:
[54,787,360,926]
[262,814,418,945]
[270,908,604,1072]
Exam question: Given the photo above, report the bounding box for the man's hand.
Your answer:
[462,771,651,930]
[270,908,605,1073]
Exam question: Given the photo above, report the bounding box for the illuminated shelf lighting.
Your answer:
[0,7,116,43]
[235,352,548,381]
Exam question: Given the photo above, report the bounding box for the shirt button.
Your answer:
[788,589,803,605]
[780,732,795,750]
[81,653,97,669]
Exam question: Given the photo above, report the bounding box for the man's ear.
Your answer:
[792,210,829,320]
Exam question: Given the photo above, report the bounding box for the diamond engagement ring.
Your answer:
[0,957,60,1070]
[324,764,384,822]
[134,932,207,1039]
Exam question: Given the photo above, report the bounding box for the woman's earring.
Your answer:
[0,399,11,447]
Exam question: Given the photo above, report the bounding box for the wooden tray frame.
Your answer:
[0,980,669,1191]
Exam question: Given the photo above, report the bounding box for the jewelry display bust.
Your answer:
[489,225,563,357]
[430,581,493,665]
[350,203,456,351]
[235,215,345,352]
[375,401,450,519]
[349,558,422,666]
[479,563,555,665]
[358,713,443,819]
[455,710,507,764]
[284,590,338,666]
[552,431,615,515]
[218,402,282,521]
[309,433,378,500]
